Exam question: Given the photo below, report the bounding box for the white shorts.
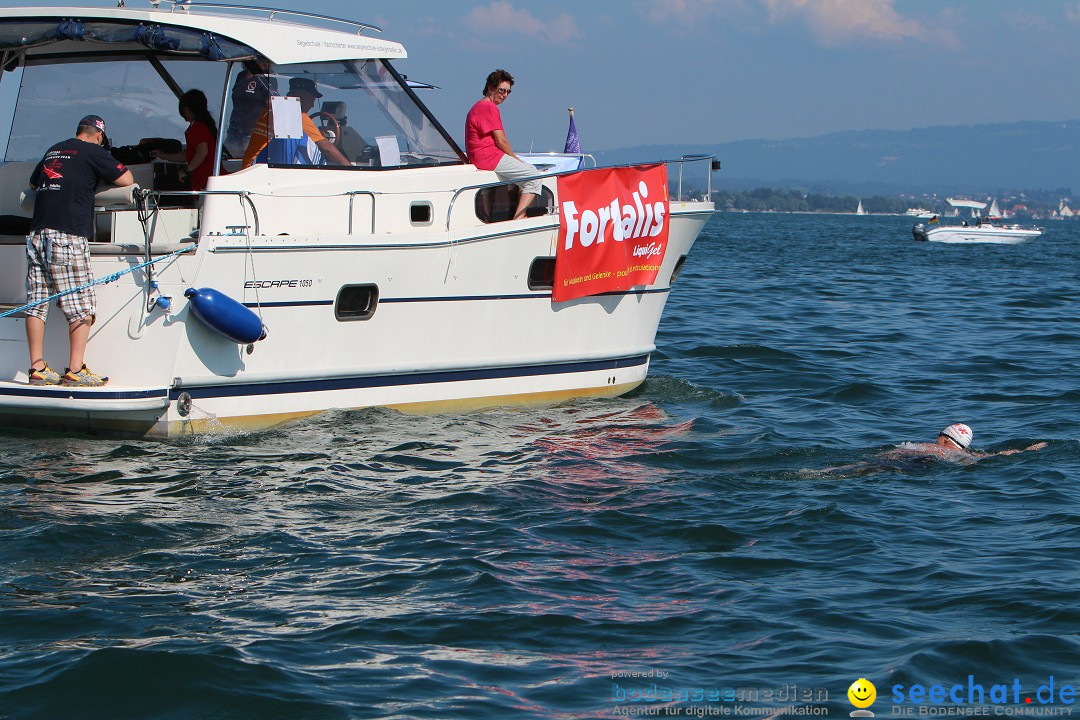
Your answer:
[494,154,543,196]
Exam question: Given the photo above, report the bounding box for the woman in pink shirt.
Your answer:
[465,69,542,220]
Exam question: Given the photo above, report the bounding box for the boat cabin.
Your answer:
[0,4,471,232]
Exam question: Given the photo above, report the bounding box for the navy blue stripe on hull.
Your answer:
[241,300,334,308]
[170,354,651,401]
[381,288,670,304]
[241,287,669,309]
[0,386,167,400]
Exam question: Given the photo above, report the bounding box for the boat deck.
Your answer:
[0,380,170,411]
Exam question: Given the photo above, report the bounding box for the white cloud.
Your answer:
[1067,2,1080,23]
[637,0,751,28]
[463,1,582,44]
[763,0,942,46]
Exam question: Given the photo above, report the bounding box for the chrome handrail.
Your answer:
[141,189,262,236]
[445,156,719,230]
[163,2,382,34]
[147,188,374,236]
[677,154,720,201]
[444,175,557,231]
[346,191,376,234]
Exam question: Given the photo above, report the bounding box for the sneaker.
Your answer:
[28,364,60,386]
[61,364,109,387]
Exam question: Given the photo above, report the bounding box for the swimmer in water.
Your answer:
[886,423,1046,460]
[819,423,1046,474]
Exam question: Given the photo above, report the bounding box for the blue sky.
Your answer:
[2,0,1079,151]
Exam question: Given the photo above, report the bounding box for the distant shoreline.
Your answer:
[716,209,1078,220]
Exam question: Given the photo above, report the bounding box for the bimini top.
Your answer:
[946,198,988,211]
[0,2,406,65]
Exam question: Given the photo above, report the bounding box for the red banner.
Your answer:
[553,164,670,302]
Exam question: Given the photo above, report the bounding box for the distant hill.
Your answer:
[593,120,1080,196]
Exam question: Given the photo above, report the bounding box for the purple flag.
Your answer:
[564,114,580,154]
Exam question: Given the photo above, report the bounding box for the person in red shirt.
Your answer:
[465,69,541,220]
[153,89,219,191]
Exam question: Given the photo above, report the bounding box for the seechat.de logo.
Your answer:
[849,678,877,717]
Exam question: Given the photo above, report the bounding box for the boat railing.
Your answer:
[345,191,376,235]
[159,1,382,34]
[136,155,717,240]
[138,188,261,236]
[140,187,375,237]
[444,176,559,232]
[677,154,720,201]
[444,155,720,231]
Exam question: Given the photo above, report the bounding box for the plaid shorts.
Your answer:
[25,229,96,323]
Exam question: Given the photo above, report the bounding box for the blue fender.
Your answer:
[184,287,266,344]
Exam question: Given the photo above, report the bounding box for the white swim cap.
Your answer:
[941,423,972,449]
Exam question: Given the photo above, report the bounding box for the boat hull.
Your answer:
[0,355,647,437]
[0,202,711,437]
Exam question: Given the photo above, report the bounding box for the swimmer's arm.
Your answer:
[820,461,871,473]
[989,442,1048,457]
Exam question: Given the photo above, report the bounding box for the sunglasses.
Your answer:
[495,87,512,96]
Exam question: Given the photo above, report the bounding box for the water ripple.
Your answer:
[1,215,1078,718]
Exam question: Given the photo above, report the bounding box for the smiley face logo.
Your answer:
[848,678,877,710]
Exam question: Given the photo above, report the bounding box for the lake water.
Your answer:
[1,213,1077,719]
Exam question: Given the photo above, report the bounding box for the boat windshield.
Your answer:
[229,59,463,167]
[4,56,228,163]
[4,54,463,170]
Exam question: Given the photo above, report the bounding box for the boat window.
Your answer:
[410,202,433,226]
[5,56,228,164]
[234,59,463,169]
[335,284,379,321]
[527,257,555,291]
[475,185,553,223]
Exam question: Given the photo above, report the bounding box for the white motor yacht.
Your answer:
[0,2,715,436]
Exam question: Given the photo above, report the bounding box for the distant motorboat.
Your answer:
[905,208,934,218]
[913,198,1042,244]
[913,216,1042,244]
[912,219,1043,244]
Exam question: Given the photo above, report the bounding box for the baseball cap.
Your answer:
[78,114,107,135]
[940,423,972,449]
[287,77,322,97]
[77,114,110,147]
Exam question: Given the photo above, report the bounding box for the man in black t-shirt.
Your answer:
[224,65,277,158]
[25,114,134,387]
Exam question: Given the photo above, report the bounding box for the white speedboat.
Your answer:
[912,199,1042,244]
[0,2,715,437]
